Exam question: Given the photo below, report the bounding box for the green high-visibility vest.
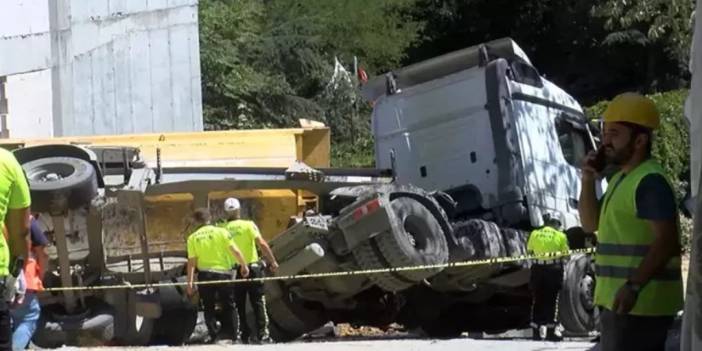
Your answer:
[527,226,569,257]
[594,159,683,316]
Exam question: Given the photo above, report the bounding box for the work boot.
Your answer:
[546,327,563,342]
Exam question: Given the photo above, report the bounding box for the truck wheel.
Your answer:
[353,197,448,291]
[149,278,198,345]
[500,228,529,268]
[559,253,599,335]
[266,285,327,342]
[452,220,507,260]
[32,307,114,348]
[22,157,98,213]
[150,308,198,345]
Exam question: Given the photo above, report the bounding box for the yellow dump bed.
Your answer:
[0,124,330,252]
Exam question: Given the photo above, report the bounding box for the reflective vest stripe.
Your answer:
[596,254,680,268]
[596,243,650,256]
[595,265,682,281]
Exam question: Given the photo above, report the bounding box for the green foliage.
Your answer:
[585,90,690,196]
[199,0,422,147]
[331,137,375,168]
[591,0,695,92]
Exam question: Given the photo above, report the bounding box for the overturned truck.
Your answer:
[4,38,600,346]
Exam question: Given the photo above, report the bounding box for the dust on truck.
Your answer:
[2,37,600,346]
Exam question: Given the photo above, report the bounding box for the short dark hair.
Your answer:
[191,208,211,224]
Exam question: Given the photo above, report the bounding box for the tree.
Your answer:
[592,0,695,92]
[199,0,423,147]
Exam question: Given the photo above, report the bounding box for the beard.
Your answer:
[604,141,635,166]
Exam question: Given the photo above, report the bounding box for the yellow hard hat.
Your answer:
[602,92,660,130]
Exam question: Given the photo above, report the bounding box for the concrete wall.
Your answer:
[0,0,203,138]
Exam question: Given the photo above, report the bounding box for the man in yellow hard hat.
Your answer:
[578,92,683,351]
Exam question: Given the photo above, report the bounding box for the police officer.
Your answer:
[221,198,278,344]
[0,149,30,351]
[527,213,569,341]
[186,208,249,343]
[579,93,683,351]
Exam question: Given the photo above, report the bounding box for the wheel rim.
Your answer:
[579,274,595,311]
[29,164,75,183]
[402,215,429,251]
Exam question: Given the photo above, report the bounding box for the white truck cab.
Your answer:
[363,38,597,231]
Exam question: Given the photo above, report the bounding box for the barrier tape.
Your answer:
[41,248,595,293]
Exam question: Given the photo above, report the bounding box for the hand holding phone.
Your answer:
[582,147,606,179]
[589,147,607,172]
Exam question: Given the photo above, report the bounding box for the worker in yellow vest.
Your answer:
[579,92,683,351]
[527,213,569,341]
[186,208,249,343]
[221,198,278,344]
[0,149,30,351]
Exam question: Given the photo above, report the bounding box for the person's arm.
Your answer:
[6,157,31,262]
[30,219,50,279]
[34,246,49,279]
[579,151,601,233]
[255,236,278,272]
[526,231,535,255]
[186,257,197,296]
[6,208,29,261]
[628,220,680,286]
[186,238,196,296]
[228,243,249,277]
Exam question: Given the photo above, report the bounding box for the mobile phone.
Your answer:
[588,147,607,172]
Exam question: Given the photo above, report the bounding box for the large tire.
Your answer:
[353,197,448,292]
[500,228,529,268]
[112,291,155,346]
[266,283,327,342]
[22,157,98,213]
[559,253,599,335]
[32,307,114,348]
[149,278,198,345]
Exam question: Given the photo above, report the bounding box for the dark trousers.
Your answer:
[234,263,269,342]
[599,308,673,351]
[0,299,10,351]
[198,271,238,340]
[530,263,564,326]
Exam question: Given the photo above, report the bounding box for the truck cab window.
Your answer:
[508,60,543,88]
[555,116,590,167]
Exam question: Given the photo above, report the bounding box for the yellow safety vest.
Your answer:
[594,159,683,316]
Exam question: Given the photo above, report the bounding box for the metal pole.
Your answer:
[52,216,77,312]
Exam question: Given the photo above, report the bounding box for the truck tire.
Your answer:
[353,197,448,291]
[112,291,155,346]
[559,253,599,335]
[266,283,327,342]
[149,278,198,345]
[22,157,98,213]
[32,308,114,348]
[452,219,506,261]
[500,228,529,268]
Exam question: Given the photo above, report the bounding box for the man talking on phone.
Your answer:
[578,92,683,351]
